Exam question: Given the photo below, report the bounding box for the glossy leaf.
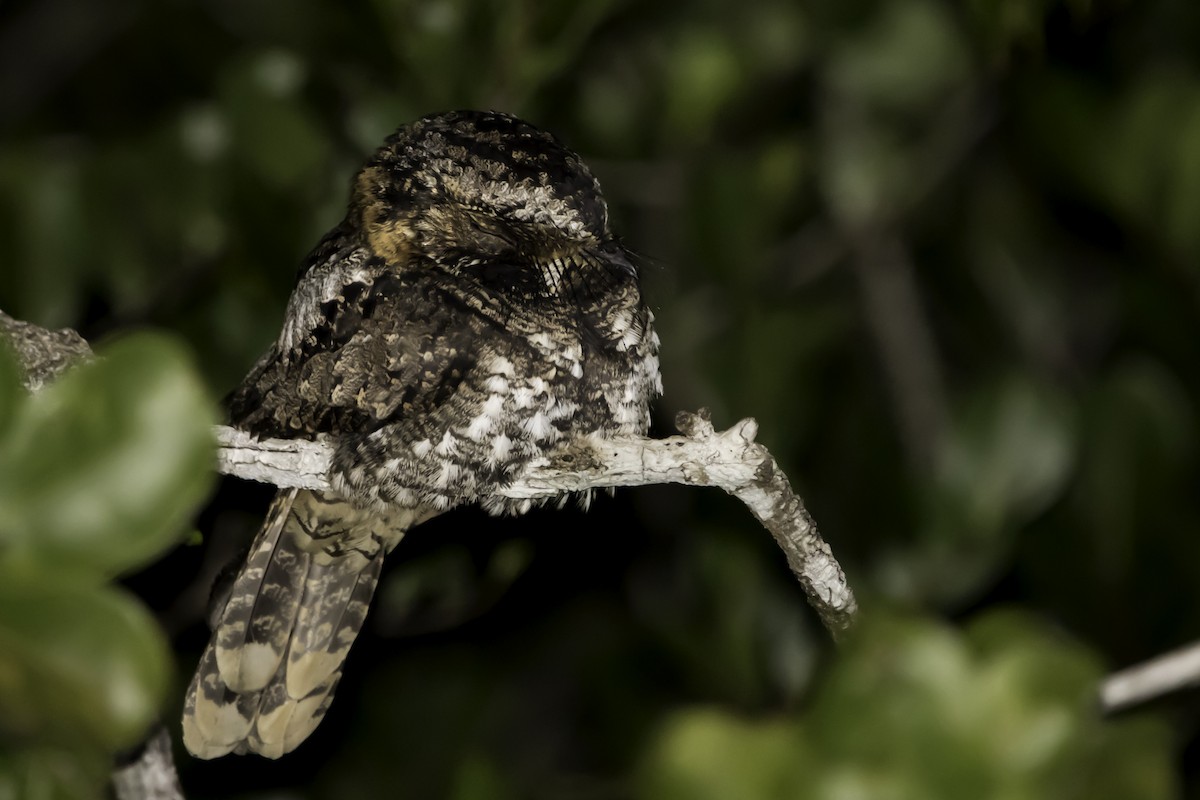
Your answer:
[0,333,216,578]
[0,747,109,800]
[0,572,170,751]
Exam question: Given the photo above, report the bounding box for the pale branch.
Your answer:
[0,309,93,389]
[1101,641,1200,714]
[215,409,858,635]
[112,726,186,800]
[215,426,333,489]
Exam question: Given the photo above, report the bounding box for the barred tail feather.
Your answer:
[244,674,341,759]
[214,489,306,693]
[182,646,257,757]
[287,552,385,699]
[183,489,421,759]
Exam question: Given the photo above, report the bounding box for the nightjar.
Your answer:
[182,110,662,759]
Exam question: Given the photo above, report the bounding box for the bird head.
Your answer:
[351,110,635,303]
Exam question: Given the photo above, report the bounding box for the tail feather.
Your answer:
[183,489,421,759]
[287,553,384,699]
[248,674,341,759]
[182,647,256,758]
[214,489,304,693]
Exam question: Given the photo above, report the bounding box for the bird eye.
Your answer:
[465,217,513,256]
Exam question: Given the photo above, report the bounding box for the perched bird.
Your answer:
[182,110,662,759]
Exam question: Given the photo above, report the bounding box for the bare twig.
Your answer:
[0,309,93,390]
[1101,641,1200,714]
[112,726,186,800]
[849,232,949,472]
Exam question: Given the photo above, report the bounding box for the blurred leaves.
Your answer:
[638,610,1177,800]
[938,375,1075,530]
[448,753,515,800]
[0,574,170,750]
[630,523,817,707]
[0,747,110,800]
[1027,68,1200,261]
[879,375,1077,607]
[1019,356,1200,651]
[819,0,973,228]
[664,30,742,144]
[0,335,216,578]
[219,49,326,191]
[0,336,215,797]
[826,0,969,112]
[372,539,535,637]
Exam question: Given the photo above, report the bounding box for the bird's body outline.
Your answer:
[182,110,661,759]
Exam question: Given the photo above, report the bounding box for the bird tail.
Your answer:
[182,488,424,759]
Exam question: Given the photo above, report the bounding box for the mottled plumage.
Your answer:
[183,110,661,759]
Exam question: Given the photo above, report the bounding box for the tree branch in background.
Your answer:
[1101,642,1200,714]
[0,310,93,389]
[111,727,186,800]
[849,232,950,473]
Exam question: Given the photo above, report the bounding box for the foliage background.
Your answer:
[1,0,1199,796]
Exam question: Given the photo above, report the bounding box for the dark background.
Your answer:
[2,0,1199,797]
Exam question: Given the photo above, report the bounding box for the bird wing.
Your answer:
[227,267,493,439]
[188,266,496,758]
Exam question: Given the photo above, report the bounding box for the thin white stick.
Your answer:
[112,726,185,800]
[1101,641,1200,713]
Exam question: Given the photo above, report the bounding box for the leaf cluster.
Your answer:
[0,337,215,799]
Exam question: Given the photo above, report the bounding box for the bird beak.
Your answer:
[599,244,638,278]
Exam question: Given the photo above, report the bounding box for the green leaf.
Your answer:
[450,753,515,800]
[0,746,109,800]
[638,708,807,800]
[937,374,1076,529]
[0,572,171,751]
[0,333,216,578]
[880,376,1078,607]
[637,610,1178,800]
[0,342,23,442]
[663,30,743,145]
[827,0,969,112]
[220,50,328,190]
